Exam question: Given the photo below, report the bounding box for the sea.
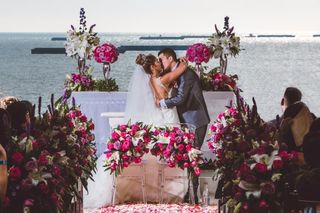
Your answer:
[0,33,320,121]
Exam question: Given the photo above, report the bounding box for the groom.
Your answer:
[157,48,210,203]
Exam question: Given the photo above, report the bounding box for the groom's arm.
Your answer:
[161,71,193,108]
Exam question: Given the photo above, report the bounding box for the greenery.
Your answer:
[93,78,119,92]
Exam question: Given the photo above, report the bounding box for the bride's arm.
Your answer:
[160,57,188,86]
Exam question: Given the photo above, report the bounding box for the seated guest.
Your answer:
[0,96,19,109]
[279,87,314,152]
[6,101,31,136]
[0,144,7,202]
[296,132,320,201]
[0,109,11,149]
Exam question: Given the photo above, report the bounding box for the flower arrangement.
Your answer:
[207,16,240,74]
[200,67,238,91]
[207,91,298,212]
[186,43,211,64]
[94,43,119,64]
[4,96,97,212]
[150,125,203,176]
[65,8,99,60]
[104,122,152,176]
[63,8,119,101]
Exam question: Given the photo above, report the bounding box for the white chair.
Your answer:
[101,112,146,205]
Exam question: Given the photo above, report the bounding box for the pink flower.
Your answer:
[183,162,190,168]
[52,165,61,176]
[194,167,201,176]
[186,43,211,64]
[32,140,39,150]
[186,144,192,151]
[24,199,34,207]
[178,144,185,151]
[9,166,21,179]
[107,143,114,150]
[12,152,24,164]
[51,193,59,205]
[134,157,141,164]
[38,154,48,166]
[21,178,32,190]
[38,182,49,194]
[111,132,119,140]
[94,43,119,64]
[258,200,269,208]
[272,159,283,170]
[80,115,87,122]
[25,160,37,171]
[254,163,267,174]
[123,161,129,167]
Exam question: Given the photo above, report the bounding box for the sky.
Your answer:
[0,0,319,34]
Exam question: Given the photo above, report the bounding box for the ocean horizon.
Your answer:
[0,32,319,121]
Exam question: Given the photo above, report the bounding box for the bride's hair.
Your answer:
[136,54,157,75]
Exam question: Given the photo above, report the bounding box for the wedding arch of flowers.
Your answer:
[104,122,204,177]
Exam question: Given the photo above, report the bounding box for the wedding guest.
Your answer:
[278,87,314,153]
[0,109,11,150]
[295,132,320,203]
[20,100,35,134]
[0,96,19,109]
[0,144,7,203]
[6,101,30,136]
[309,117,320,134]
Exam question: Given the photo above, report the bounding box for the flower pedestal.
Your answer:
[71,91,127,157]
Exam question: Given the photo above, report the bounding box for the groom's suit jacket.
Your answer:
[164,67,210,129]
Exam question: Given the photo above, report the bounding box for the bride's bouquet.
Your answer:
[150,125,203,176]
[104,122,152,176]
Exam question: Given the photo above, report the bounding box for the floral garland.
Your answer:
[207,91,298,212]
[4,96,97,212]
[104,122,152,176]
[105,123,203,177]
[150,125,203,176]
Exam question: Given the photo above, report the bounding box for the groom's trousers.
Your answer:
[186,124,208,203]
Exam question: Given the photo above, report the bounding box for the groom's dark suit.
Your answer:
[164,66,210,203]
[164,67,210,147]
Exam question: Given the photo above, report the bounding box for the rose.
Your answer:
[52,165,61,176]
[272,159,283,170]
[254,163,267,174]
[51,193,59,205]
[94,43,119,64]
[186,43,211,64]
[9,167,21,179]
[178,144,185,151]
[38,154,48,166]
[111,132,119,140]
[21,178,33,190]
[261,182,275,195]
[12,152,24,164]
[38,182,49,194]
[25,160,37,171]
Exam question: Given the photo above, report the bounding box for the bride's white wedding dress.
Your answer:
[83,66,185,208]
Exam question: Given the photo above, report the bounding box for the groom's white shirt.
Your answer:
[159,63,179,109]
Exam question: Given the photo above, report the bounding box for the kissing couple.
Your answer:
[125,48,210,203]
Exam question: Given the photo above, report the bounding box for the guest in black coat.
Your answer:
[296,131,320,200]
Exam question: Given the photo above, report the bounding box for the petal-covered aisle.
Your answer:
[84,204,217,213]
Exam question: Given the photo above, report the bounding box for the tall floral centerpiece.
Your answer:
[207,91,299,212]
[93,43,119,83]
[63,8,119,100]
[208,16,240,75]
[186,43,211,76]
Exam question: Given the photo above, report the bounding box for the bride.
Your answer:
[83,54,188,208]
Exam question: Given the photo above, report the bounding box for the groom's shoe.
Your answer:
[183,192,199,204]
